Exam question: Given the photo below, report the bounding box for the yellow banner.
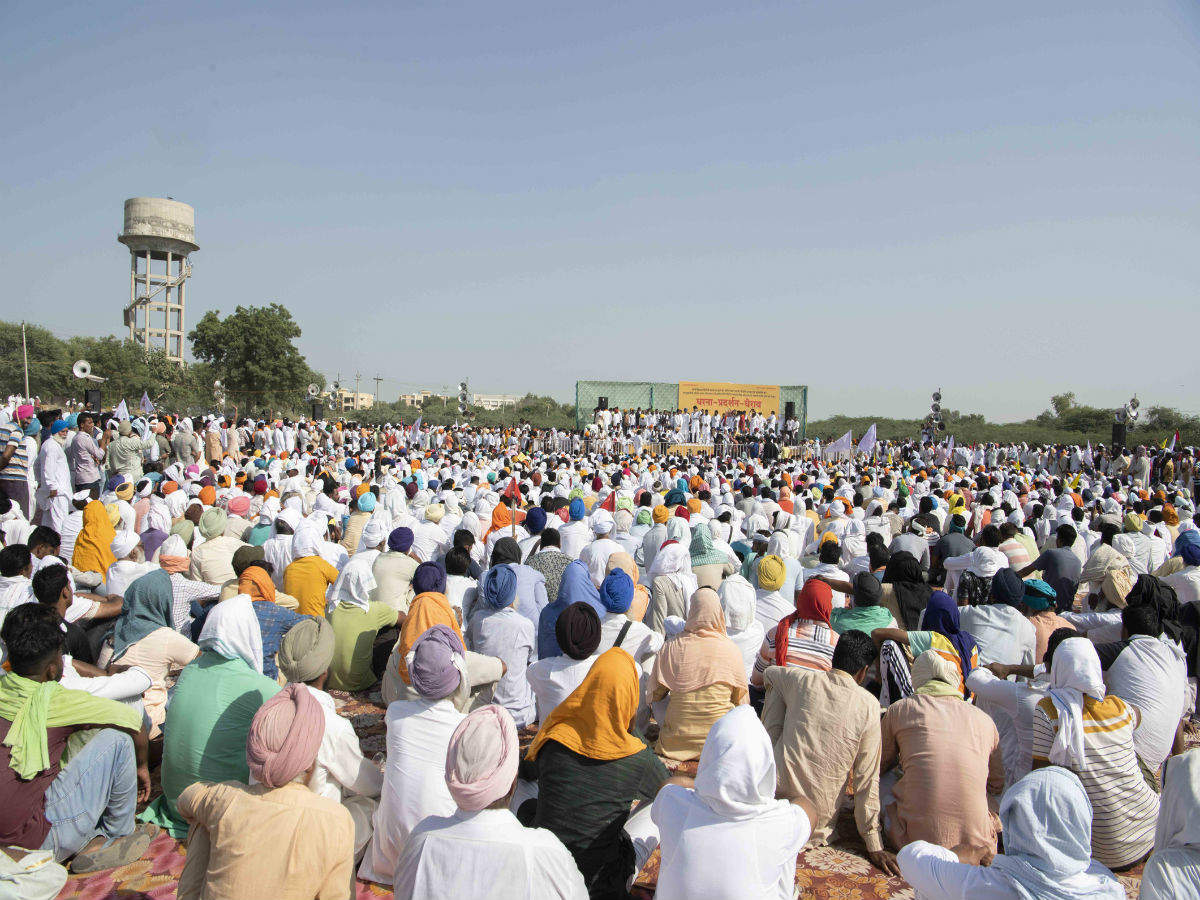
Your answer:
[678,381,781,416]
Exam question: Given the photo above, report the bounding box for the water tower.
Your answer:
[118,197,198,364]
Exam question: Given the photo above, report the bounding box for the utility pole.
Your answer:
[21,322,29,400]
[373,375,383,404]
[355,371,362,411]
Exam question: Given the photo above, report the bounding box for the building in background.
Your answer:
[330,389,374,411]
[397,390,440,406]
[472,393,521,410]
[118,197,197,365]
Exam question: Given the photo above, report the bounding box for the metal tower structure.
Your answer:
[118,197,198,364]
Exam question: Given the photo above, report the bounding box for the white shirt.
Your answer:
[651,784,810,900]
[942,546,1008,579]
[959,605,1036,667]
[526,654,597,723]
[594,612,663,665]
[1162,566,1200,608]
[304,685,384,805]
[579,537,622,587]
[1102,635,1189,773]
[358,697,464,885]
[965,667,1046,791]
[444,574,476,613]
[897,840,1123,900]
[557,520,590,560]
[394,808,587,900]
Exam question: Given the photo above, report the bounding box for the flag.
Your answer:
[140,391,155,415]
[114,399,129,421]
[1167,431,1179,452]
[824,430,853,456]
[600,491,616,512]
[407,416,422,443]
[857,424,877,455]
[503,476,521,500]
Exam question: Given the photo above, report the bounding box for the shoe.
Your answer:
[69,824,157,873]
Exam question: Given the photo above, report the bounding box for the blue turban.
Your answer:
[388,526,414,553]
[1179,538,1200,568]
[598,569,634,614]
[1022,579,1056,612]
[481,564,517,610]
[525,507,547,535]
[104,474,126,492]
[569,498,585,521]
[990,567,1024,607]
[413,561,446,595]
[357,492,377,512]
[49,419,68,436]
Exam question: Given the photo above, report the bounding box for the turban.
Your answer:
[227,495,251,517]
[991,567,1024,607]
[105,475,126,493]
[360,517,388,549]
[591,510,614,535]
[757,554,786,592]
[445,705,519,812]
[912,649,962,695]
[161,481,179,495]
[15,404,34,420]
[598,568,634,614]
[277,618,335,683]
[555,602,602,659]
[481,564,517,610]
[388,526,414,553]
[614,509,634,533]
[674,505,690,522]
[413,561,447,595]
[635,508,652,526]
[198,485,216,506]
[1179,540,1200,567]
[252,478,268,495]
[1022,578,1056,612]
[852,571,883,606]
[525,507,547,534]
[246,683,325,789]
[687,498,702,514]
[568,498,585,521]
[232,544,265,575]
[49,419,68,436]
[410,624,465,699]
[652,505,671,524]
[198,507,228,540]
[1123,512,1143,533]
[110,531,139,559]
[1101,567,1133,610]
[425,503,445,523]
[115,482,135,502]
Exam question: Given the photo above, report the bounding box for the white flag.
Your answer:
[857,423,877,455]
[114,399,129,421]
[140,391,155,415]
[824,430,853,456]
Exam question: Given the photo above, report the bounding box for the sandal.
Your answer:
[69,824,157,873]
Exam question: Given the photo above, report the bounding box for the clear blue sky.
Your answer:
[2,1,1198,420]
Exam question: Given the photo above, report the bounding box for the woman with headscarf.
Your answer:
[141,595,281,838]
[897,766,1123,900]
[466,564,536,727]
[537,559,605,659]
[717,574,765,681]
[360,626,471,885]
[870,590,980,700]
[751,579,838,689]
[688,525,737,590]
[650,588,749,760]
[1030,636,1158,869]
[105,569,200,736]
[392,705,587,900]
[645,538,699,634]
[71,499,117,576]
[880,550,932,630]
[283,521,341,617]
[526,602,603,723]
[527,648,675,900]
[1141,749,1200,898]
[651,706,813,900]
[880,650,1004,858]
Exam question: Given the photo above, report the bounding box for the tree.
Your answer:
[0,322,70,399]
[189,304,321,414]
[1049,393,1076,417]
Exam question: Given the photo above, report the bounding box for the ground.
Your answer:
[56,687,1181,899]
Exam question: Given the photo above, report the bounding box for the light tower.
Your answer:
[118,197,198,364]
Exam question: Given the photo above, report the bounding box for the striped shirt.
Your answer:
[1032,694,1158,869]
[0,423,29,482]
[751,618,837,686]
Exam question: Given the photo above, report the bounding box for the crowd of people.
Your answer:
[0,396,1197,899]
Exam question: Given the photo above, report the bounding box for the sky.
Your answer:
[1,1,1198,421]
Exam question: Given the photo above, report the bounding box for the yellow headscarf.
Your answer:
[527,647,644,762]
[72,500,117,575]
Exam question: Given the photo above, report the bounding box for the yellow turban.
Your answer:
[652,505,671,525]
[687,498,702,514]
[758,554,786,591]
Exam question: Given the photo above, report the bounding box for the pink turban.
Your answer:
[227,494,251,517]
[444,705,518,811]
[16,404,34,420]
[246,683,324,788]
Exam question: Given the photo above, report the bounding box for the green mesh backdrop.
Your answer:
[575,381,807,438]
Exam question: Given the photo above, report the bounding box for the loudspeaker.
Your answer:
[310,400,322,421]
[598,396,609,410]
[784,401,795,420]
[84,389,101,413]
[1112,423,1127,451]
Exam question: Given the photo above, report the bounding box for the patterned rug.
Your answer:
[54,687,1168,899]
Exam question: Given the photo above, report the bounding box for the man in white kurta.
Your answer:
[34,422,72,533]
